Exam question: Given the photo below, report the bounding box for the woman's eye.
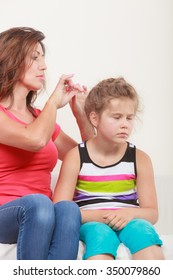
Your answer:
[31,51,39,60]
[32,56,38,60]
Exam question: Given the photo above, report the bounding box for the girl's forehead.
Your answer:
[105,98,136,113]
[108,97,135,107]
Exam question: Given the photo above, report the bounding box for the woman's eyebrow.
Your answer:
[33,50,45,56]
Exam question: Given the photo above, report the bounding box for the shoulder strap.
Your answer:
[122,142,137,176]
[78,141,91,170]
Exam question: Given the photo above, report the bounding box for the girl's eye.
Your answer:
[113,115,121,119]
[127,117,134,121]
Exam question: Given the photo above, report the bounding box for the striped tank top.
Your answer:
[73,141,139,210]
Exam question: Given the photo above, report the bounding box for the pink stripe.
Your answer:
[99,208,119,210]
[78,174,136,182]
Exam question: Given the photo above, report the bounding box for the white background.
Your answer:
[1,0,173,233]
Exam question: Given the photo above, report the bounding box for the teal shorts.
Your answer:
[80,219,163,260]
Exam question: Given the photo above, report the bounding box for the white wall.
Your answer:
[1,0,173,234]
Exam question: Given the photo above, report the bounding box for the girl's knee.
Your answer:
[119,219,163,254]
[80,222,120,259]
[80,222,116,243]
[121,219,156,235]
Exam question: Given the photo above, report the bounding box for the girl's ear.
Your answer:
[89,111,99,128]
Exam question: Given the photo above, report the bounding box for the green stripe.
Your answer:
[76,179,136,193]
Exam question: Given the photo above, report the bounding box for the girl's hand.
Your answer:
[103,209,134,231]
[51,74,86,109]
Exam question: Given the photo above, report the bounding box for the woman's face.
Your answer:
[20,43,47,91]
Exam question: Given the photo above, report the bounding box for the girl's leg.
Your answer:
[87,254,114,260]
[48,201,81,260]
[117,219,164,260]
[0,194,55,260]
[80,222,120,260]
[132,245,164,260]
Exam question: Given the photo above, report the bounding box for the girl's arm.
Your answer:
[53,147,80,202]
[54,146,158,227]
[53,146,108,223]
[53,130,77,161]
[104,148,158,230]
[53,143,110,221]
[133,148,158,223]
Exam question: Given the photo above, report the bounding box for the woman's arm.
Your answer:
[0,99,57,151]
[0,74,83,151]
[69,92,95,141]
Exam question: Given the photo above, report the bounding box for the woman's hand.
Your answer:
[69,85,87,118]
[103,209,135,231]
[69,87,95,141]
[50,74,86,109]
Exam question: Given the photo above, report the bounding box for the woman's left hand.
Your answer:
[69,88,95,141]
[69,86,88,120]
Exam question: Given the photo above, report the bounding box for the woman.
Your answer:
[0,27,92,260]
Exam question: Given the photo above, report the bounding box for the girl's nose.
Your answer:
[121,119,128,129]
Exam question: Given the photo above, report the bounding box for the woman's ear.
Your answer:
[89,111,99,128]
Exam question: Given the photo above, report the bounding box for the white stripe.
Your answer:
[80,162,135,176]
[80,142,85,148]
[80,202,139,210]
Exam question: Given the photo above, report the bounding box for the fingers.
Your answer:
[59,74,75,86]
[66,82,85,93]
[52,74,87,109]
[59,74,86,93]
[104,213,128,231]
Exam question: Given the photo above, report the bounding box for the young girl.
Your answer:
[53,77,164,260]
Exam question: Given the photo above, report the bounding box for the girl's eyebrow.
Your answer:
[111,112,135,117]
[127,113,135,117]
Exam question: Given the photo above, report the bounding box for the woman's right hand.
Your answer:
[50,74,86,109]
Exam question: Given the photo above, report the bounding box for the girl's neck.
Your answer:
[89,136,127,154]
[86,137,128,167]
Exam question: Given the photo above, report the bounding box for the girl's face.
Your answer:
[91,97,136,144]
[20,43,47,91]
